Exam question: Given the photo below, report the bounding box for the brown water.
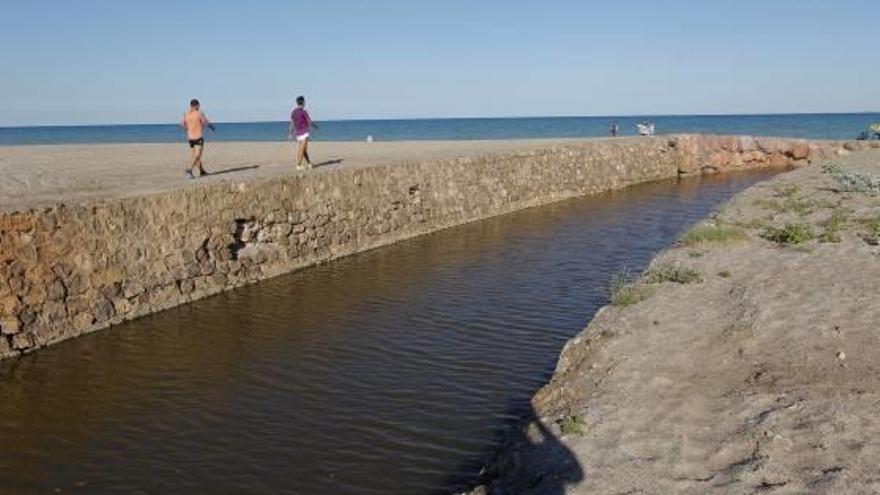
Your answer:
[0,171,776,494]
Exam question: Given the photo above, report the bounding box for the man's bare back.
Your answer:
[181,99,214,178]
[183,109,208,141]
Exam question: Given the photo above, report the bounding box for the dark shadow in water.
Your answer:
[207,165,261,176]
[446,403,583,495]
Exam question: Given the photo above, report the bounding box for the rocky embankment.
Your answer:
[468,148,880,494]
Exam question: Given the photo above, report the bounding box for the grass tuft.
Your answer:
[558,416,587,437]
[717,270,732,278]
[645,264,703,284]
[855,217,880,245]
[680,224,746,246]
[819,209,848,243]
[773,184,801,198]
[753,196,820,217]
[608,268,654,307]
[761,222,815,246]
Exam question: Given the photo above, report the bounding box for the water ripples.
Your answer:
[0,170,776,494]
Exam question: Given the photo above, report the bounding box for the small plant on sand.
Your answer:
[733,216,773,231]
[761,222,815,246]
[680,224,746,246]
[773,184,801,198]
[557,415,587,437]
[819,209,848,243]
[608,268,653,307]
[861,217,880,236]
[822,163,880,196]
[717,270,732,278]
[855,217,880,245]
[645,264,703,284]
[753,196,820,217]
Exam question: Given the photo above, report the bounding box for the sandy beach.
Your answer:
[471,148,880,494]
[0,138,592,212]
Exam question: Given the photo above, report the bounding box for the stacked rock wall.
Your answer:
[0,135,865,359]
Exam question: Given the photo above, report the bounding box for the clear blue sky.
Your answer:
[1,0,875,126]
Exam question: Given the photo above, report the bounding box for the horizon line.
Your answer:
[2,110,879,130]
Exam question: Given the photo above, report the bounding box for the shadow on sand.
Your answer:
[207,165,261,177]
[313,158,344,167]
[446,402,583,495]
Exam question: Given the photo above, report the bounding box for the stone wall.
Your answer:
[0,135,865,359]
[674,134,878,175]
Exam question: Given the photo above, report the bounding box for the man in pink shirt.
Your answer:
[289,95,319,169]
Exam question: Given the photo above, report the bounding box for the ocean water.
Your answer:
[1,113,878,146]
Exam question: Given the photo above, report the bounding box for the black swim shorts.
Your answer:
[188,138,205,148]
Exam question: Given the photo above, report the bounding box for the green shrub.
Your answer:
[680,225,746,246]
[717,270,732,278]
[753,196,818,217]
[558,415,587,436]
[608,269,654,307]
[761,223,815,245]
[773,184,801,198]
[819,209,848,243]
[822,163,880,195]
[856,217,880,245]
[645,264,703,284]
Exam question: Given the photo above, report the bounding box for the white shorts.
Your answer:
[296,133,310,142]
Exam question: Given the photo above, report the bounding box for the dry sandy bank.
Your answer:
[470,149,880,494]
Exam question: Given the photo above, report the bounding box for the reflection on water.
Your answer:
[0,170,777,494]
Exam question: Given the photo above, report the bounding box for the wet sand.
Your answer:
[0,138,594,212]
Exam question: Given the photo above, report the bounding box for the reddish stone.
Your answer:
[768,153,789,167]
[757,138,783,154]
[709,152,731,168]
[738,136,758,152]
[791,143,810,160]
[743,151,767,163]
[719,136,740,152]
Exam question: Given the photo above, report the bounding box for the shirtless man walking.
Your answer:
[289,96,318,169]
[181,98,215,178]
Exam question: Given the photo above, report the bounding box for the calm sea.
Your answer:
[0,113,878,146]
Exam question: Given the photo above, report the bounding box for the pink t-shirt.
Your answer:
[291,108,311,136]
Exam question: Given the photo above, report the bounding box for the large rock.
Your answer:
[0,316,21,335]
[791,142,810,160]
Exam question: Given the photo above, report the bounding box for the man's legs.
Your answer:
[186,145,198,178]
[192,143,206,176]
[296,139,305,167]
[302,139,312,167]
[296,138,312,169]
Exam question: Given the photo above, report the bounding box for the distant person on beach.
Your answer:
[636,121,655,136]
[181,99,215,179]
[290,96,319,169]
[610,122,620,137]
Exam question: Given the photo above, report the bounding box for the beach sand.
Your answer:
[0,138,588,212]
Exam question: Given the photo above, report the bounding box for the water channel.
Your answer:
[0,170,776,494]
